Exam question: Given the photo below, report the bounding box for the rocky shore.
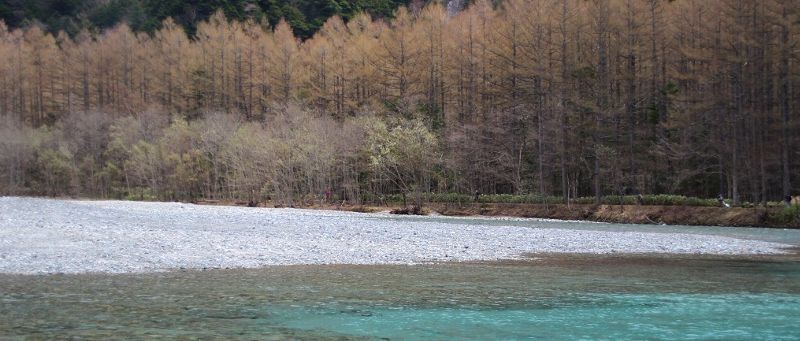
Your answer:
[0,197,793,274]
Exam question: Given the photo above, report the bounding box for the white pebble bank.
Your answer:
[0,197,792,274]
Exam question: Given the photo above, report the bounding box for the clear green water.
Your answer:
[2,256,800,340]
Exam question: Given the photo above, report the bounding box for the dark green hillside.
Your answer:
[0,0,410,38]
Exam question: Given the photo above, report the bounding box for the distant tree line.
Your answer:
[0,0,409,39]
[0,0,798,206]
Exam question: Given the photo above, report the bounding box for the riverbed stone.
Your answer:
[0,197,792,274]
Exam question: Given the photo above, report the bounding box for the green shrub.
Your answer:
[123,187,158,201]
[775,205,800,225]
[375,192,740,207]
[429,192,472,203]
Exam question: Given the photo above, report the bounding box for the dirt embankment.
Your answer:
[431,202,798,228]
[193,199,799,228]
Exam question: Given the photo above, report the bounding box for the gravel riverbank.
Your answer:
[0,197,794,274]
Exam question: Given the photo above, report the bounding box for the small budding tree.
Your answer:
[366,118,439,210]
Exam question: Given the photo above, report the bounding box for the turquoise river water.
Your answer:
[2,253,800,340]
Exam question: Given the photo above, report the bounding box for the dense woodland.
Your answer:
[0,0,409,38]
[0,0,798,207]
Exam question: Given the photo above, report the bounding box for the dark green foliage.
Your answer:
[1,0,89,35]
[571,65,596,80]
[646,104,659,125]
[0,0,410,38]
[662,81,679,96]
[381,193,736,207]
[777,205,800,225]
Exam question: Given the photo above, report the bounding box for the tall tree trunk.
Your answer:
[594,0,610,204]
[559,0,570,203]
[780,3,792,198]
[625,0,638,192]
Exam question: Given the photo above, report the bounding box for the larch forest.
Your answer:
[0,0,798,208]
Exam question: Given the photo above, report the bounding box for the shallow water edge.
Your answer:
[2,255,799,340]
